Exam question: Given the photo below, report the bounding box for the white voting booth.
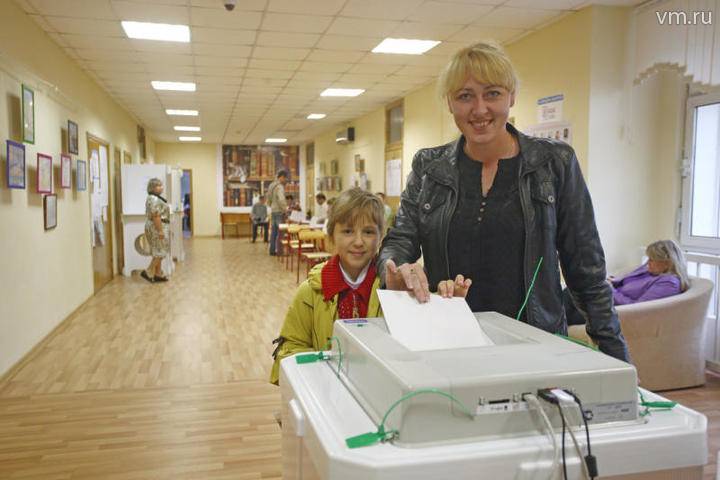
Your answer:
[121,164,184,277]
[280,297,708,480]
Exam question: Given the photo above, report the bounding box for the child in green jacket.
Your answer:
[270,188,470,384]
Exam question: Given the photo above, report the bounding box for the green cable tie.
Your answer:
[345,388,474,449]
[295,352,328,364]
[555,333,599,351]
[517,256,544,320]
[324,336,343,374]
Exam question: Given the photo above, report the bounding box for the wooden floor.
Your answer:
[0,238,718,479]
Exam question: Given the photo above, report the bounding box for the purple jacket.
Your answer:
[611,264,681,305]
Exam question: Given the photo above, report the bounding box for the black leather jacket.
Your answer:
[378,124,630,362]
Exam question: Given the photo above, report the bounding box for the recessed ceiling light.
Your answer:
[320,88,365,97]
[178,136,201,142]
[307,113,326,119]
[121,21,190,43]
[372,38,441,55]
[152,81,196,92]
[166,109,198,116]
[174,126,200,132]
[265,138,287,143]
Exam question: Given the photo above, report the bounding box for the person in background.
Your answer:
[564,240,690,325]
[314,193,329,222]
[142,178,170,283]
[269,188,470,384]
[267,170,288,256]
[251,195,269,243]
[286,194,301,212]
[376,192,393,231]
[377,41,629,362]
[182,193,191,231]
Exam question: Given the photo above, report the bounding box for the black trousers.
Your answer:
[252,221,269,242]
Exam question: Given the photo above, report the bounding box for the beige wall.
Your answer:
[0,1,154,376]
[155,143,219,236]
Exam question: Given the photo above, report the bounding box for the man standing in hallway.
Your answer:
[251,195,269,243]
[268,170,288,255]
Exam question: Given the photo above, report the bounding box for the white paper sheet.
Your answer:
[377,290,495,351]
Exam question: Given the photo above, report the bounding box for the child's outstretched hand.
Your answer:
[437,275,472,298]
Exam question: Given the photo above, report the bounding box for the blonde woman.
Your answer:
[141,178,170,283]
[378,41,629,362]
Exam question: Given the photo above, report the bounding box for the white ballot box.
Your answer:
[279,313,707,480]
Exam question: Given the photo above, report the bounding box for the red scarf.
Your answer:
[321,255,376,319]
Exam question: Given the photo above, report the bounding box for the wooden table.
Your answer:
[220,212,251,238]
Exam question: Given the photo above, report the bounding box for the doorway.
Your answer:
[87,134,114,292]
[113,147,124,274]
[181,169,193,237]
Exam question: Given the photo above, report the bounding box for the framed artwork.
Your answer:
[354,154,365,173]
[76,159,87,191]
[67,120,79,154]
[21,84,35,144]
[60,154,72,189]
[330,159,339,175]
[6,140,26,189]
[37,153,53,194]
[44,194,57,230]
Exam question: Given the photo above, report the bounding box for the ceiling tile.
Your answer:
[248,58,302,70]
[61,34,131,50]
[406,1,493,24]
[299,62,353,73]
[267,0,346,16]
[448,25,526,43]
[261,13,334,33]
[244,69,295,80]
[130,39,193,54]
[340,0,424,20]
[349,63,402,74]
[315,35,381,51]
[306,50,365,63]
[194,55,248,67]
[190,7,263,29]
[292,71,341,82]
[27,0,116,18]
[194,66,245,77]
[192,27,256,44]
[252,47,310,60]
[243,77,288,87]
[327,17,401,37]
[111,1,190,23]
[193,43,253,57]
[256,32,321,48]
[139,52,194,65]
[44,16,124,35]
[390,22,464,40]
[473,7,564,29]
[190,0,268,9]
[504,0,586,9]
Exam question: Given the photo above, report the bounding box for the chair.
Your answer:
[285,225,313,272]
[298,229,331,283]
[569,276,714,391]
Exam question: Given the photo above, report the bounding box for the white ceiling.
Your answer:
[17,0,644,145]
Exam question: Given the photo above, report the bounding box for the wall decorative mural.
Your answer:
[221,145,299,207]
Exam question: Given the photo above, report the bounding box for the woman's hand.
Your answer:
[438,275,472,298]
[385,259,430,303]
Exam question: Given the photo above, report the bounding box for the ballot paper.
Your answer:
[377,290,495,351]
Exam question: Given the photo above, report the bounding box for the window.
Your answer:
[681,92,720,252]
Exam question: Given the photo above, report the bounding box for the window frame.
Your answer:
[680,91,720,254]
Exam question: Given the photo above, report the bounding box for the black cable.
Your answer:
[566,390,598,480]
[556,403,568,480]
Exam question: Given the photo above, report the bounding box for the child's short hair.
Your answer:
[316,192,326,201]
[326,188,384,237]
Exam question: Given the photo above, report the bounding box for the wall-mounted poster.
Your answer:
[68,120,79,154]
[6,140,25,189]
[60,154,72,189]
[22,85,35,144]
[76,159,87,191]
[44,194,57,230]
[37,153,53,194]
[221,144,299,207]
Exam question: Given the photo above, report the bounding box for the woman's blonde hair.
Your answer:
[646,240,690,291]
[147,177,163,194]
[438,41,519,100]
[326,188,384,238]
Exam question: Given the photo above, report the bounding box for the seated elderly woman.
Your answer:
[565,240,689,325]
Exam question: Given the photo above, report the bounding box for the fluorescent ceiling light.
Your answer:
[152,81,196,92]
[174,126,200,132]
[320,88,365,97]
[121,21,190,43]
[265,138,287,143]
[178,136,201,142]
[372,38,440,55]
[307,113,326,119]
[166,109,198,116]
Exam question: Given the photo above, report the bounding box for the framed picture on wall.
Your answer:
[330,159,338,175]
[6,140,26,189]
[76,159,87,191]
[67,120,79,154]
[22,84,35,144]
[37,153,53,194]
[60,154,72,189]
[44,194,57,230]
